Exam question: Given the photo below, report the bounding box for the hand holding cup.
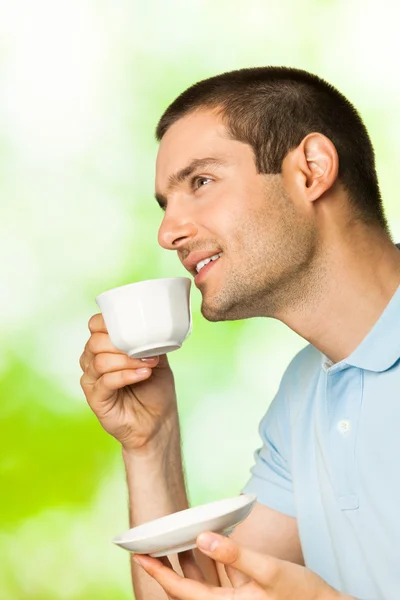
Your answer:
[95,277,192,359]
[79,277,192,452]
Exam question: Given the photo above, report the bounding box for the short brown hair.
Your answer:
[156,66,389,233]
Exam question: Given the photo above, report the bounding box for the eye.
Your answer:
[191,176,212,190]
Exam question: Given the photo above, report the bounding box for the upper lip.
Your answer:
[182,250,222,276]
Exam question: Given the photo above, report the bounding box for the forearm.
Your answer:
[123,426,188,523]
[122,419,220,598]
[123,421,188,599]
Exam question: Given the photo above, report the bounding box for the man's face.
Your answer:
[155,109,318,321]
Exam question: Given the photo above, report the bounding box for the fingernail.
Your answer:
[141,357,157,362]
[133,555,143,566]
[197,533,219,551]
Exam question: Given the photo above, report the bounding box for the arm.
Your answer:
[124,440,185,600]
[125,445,303,597]
[125,381,304,596]
[123,420,220,600]
[79,314,200,600]
[81,314,303,598]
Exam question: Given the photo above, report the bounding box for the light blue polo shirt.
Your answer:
[242,282,400,600]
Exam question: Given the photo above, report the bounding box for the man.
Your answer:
[80,67,400,599]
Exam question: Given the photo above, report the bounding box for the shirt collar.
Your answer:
[320,243,400,373]
[342,283,400,372]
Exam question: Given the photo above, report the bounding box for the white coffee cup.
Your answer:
[95,277,192,359]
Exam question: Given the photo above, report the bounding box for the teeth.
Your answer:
[196,252,222,274]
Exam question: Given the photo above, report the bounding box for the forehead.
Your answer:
[155,110,233,187]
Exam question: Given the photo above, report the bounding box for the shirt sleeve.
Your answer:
[241,373,295,517]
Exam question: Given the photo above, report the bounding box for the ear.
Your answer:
[282,133,339,203]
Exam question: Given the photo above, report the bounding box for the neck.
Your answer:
[274,227,400,364]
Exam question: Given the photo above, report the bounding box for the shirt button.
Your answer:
[338,419,351,434]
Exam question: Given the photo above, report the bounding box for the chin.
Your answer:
[200,304,225,322]
[200,297,249,322]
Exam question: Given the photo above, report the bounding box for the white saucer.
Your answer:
[112,493,257,557]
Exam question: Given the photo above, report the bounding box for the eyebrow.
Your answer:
[154,156,228,210]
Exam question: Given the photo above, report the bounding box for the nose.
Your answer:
[157,210,198,250]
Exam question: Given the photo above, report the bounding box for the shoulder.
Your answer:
[270,343,322,425]
[261,344,320,419]
[280,343,321,392]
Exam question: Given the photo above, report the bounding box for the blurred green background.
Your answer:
[1,0,399,598]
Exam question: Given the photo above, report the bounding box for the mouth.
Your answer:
[194,252,222,286]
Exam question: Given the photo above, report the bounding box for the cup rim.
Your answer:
[95,277,191,302]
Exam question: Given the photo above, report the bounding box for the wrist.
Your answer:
[122,421,188,524]
[121,413,180,459]
[122,419,184,477]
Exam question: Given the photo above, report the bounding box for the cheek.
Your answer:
[198,184,262,245]
[196,188,237,229]
[212,205,244,242]
[215,188,249,223]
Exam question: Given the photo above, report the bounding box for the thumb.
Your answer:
[197,533,251,587]
[196,532,279,588]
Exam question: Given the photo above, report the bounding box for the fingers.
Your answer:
[80,315,160,404]
[178,550,206,583]
[80,318,160,382]
[81,319,160,373]
[88,313,107,333]
[79,333,117,372]
[86,332,120,356]
[80,346,159,398]
[133,555,229,600]
[196,533,280,589]
[80,330,151,370]
[159,556,173,569]
[87,352,158,380]
[159,553,204,584]
[81,365,152,405]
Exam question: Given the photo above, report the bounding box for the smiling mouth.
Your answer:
[195,252,223,274]
[194,253,222,284]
